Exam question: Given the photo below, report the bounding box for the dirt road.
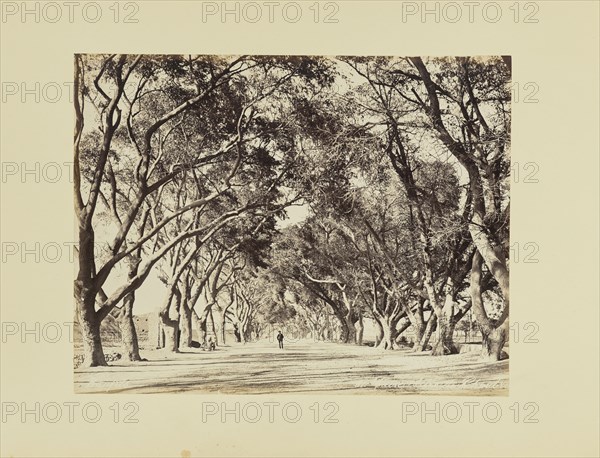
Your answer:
[74,339,508,395]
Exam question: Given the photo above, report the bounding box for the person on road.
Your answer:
[207,337,216,351]
[277,331,284,349]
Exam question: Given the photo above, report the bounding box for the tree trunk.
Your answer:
[119,292,142,361]
[482,324,508,361]
[412,322,424,347]
[355,312,364,346]
[344,313,357,344]
[194,309,208,346]
[118,255,142,361]
[179,300,193,349]
[75,286,107,367]
[394,319,412,345]
[377,318,398,350]
[340,291,358,344]
[374,318,384,347]
[219,311,226,344]
[431,316,458,356]
[431,295,459,356]
[241,321,249,344]
[471,251,509,361]
[79,312,107,367]
[334,310,350,343]
[159,314,179,352]
[233,324,242,343]
[243,323,251,343]
[177,278,193,349]
[309,324,317,341]
[209,309,218,345]
[159,288,180,353]
[414,314,437,352]
[158,325,165,348]
[158,275,183,353]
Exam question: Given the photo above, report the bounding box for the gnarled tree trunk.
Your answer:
[414,314,437,352]
[209,309,218,346]
[377,319,398,350]
[75,282,107,367]
[179,300,193,349]
[119,292,142,361]
[219,312,227,344]
[193,308,208,346]
[373,318,384,347]
[118,255,143,361]
[394,318,412,345]
[431,294,459,356]
[159,288,181,352]
[355,312,364,346]
[343,313,357,344]
[233,323,242,343]
[471,251,509,361]
[77,300,107,366]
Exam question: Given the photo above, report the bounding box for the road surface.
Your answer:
[74,339,508,395]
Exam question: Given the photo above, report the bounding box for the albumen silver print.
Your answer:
[73,54,510,395]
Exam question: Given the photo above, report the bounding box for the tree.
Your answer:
[74,54,335,366]
[408,57,510,360]
[338,56,508,357]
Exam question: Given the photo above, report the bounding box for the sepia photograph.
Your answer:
[73,54,510,395]
[2,2,598,456]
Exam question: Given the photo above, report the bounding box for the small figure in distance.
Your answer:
[208,336,216,351]
[277,330,284,349]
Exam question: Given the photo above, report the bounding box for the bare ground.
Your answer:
[74,339,508,395]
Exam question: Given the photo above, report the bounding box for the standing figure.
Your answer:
[208,336,216,351]
[277,331,284,349]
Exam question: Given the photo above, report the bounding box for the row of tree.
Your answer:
[74,54,510,366]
